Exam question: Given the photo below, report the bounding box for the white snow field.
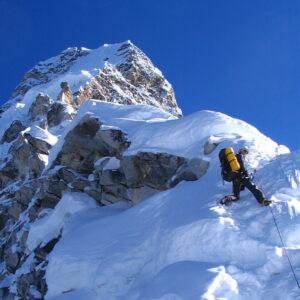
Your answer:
[23,100,300,300]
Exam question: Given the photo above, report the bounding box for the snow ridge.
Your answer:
[0,40,299,300]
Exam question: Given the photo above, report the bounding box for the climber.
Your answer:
[229,146,272,206]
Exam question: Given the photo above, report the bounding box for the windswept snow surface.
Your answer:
[46,100,288,171]
[24,101,300,300]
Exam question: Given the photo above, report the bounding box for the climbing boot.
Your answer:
[220,195,238,205]
[261,199,272,206]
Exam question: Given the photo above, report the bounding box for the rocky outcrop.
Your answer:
[23,132,52,155]
[170,158,210,187]
[52,114,130,174]
[47,113,210,205]
[74,58,180,117]
[29,93,53,122]
[204,141,219,155]
[73,42,182,117]
[27,91,77,129]
[119,153,209,204]
[57,82,74,106]
[6,41,182,119]
[118,43,179,115]
[0,161,19,188]
[0,127,54,188]
[0,117,211,298]
[121,152,186,190]
[74,85,90,105]
[11,47,90,102]
[0,120,26,144]
[0,41,191,299]
[47,102,76,127]
[12,142,45,180]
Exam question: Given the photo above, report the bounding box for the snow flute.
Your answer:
[225,147,240,171]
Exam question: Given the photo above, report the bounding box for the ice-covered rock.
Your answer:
[57,82,74,106]
[28,93,53,122]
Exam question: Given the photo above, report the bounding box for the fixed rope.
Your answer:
[251,161,300,288]
[269,204,300,289]
[267,159,300,288]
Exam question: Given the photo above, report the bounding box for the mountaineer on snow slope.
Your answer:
[220,146,272,206]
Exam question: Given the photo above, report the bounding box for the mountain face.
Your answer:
[0,41,298,300]
[0,41,181,119]
[0,41,186,299]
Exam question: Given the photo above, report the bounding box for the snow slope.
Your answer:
[46,100,288,171]
[24,101,300,300]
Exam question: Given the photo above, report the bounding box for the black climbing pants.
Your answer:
[232,174,265,203]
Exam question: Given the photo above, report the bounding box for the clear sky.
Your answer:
[0,0,299,150]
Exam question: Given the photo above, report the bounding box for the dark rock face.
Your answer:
[0,160,19,188]
[74,42,182,117]
[0,128,53,189]
[57,82,74,106]
[170,158,210,187]
[0,120,26,144]
[23,132,52,155]
[47,113,209,206]
[28,93,53,122]
[121,152,187,190]
[204,141,219,155]
[15,185,36,206]
[53,114,130,175]
[11,135,47,178]
[47,102,75,127]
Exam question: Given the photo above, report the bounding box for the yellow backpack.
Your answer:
[219,147,240,181]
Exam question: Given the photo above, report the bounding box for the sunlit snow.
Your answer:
[1,42,299,300]
[19,100,300,300]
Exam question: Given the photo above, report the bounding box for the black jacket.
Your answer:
[236,153,249,177]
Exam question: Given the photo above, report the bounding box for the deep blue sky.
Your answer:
[0,0,299,150]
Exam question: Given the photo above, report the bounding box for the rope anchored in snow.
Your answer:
[269,205,300,289]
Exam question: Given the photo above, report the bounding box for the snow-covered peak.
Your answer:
[10,41,137,101]
[0,41,182,155]
[1,41,181,121]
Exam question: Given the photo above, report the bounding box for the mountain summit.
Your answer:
[0,42,299,300]
[1,41,181,119]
